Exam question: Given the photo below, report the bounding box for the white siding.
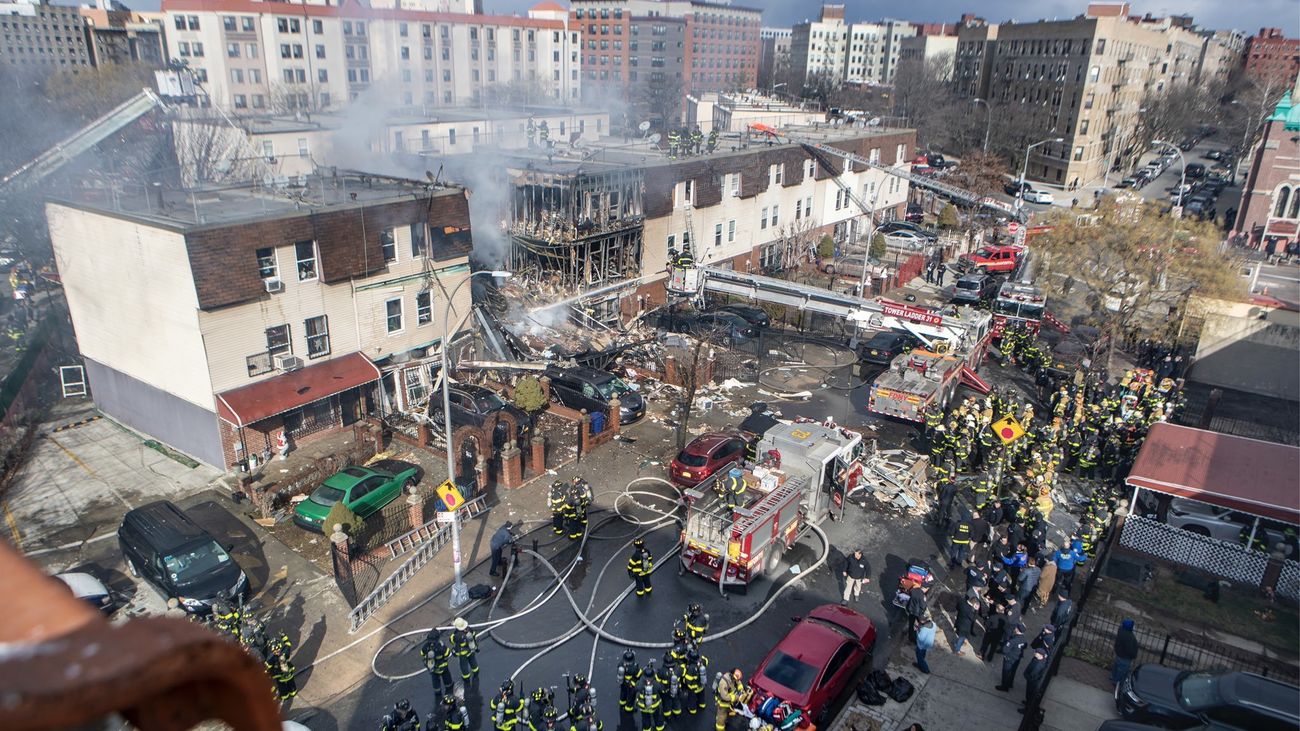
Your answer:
[47,205,216,410]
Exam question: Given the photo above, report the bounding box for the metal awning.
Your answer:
[215,352,381,428]
[1126,423,1300,524]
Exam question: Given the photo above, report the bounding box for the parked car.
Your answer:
[1023,188,1055,205]
[545,365,646,425]
[904,203,925,222]
[429,384,528,446]
[118,501,248,613]
[951,272,997,304]
[822,253,888,284]
[1185,163,1206,179]
[1116,178,1137,189]
[709,304,771,329]
[54,571,117,614]
[1116,667,1299,730]
[957,244,1024,275]
[926,153,955,169]
[749,604,877,725]
[877,220,937,239]
[858,330,921,366]
[883,229,930,250]
[669,431,752,486]
[1204,150,1223,161]
[1141,497,1299,558]
[1184,198,1215,219]
[1004,179,1032,196]
[293,464,419,532]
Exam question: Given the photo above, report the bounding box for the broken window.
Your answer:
[410,223,427,257]
[295,241,318,281]
[266,324,291,356]
[305,315,329,358]
[416,291,432,325]
[381,228,397,262]
[404,367,426,405]
[385,298,404,333]
[256,247,277,279]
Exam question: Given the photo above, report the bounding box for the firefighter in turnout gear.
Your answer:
[706,129,718,153]
[450,617,480,680]
[267,653,297,701]
[436,694,471,731]
[713,668,750,731]
[212,601,241,639]
[567,674,597,720]
[492,680,525,731]
[655,655,682,718]
[716,468,747,509]
[666,628,691,667]
[681,603,709,643]
[667,129,681,159]
[681,647,709,714]
[549,481,567,535]
[690,126,703,155]
[526,687,557,731]
[567,477,592,539]
[421,631,455,699]
[570,699,600,731]
[382,699,420,731]
[538,121,550,148]
[637,661,666,731]
[617,650,642,713]
[628,538,653,596]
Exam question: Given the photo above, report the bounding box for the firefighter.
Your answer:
[667,129,680,159]
[677,242,695,268]
[267,652,297,702]
[539,120,551,148]
[549,481,567,535]
[923,404,943,449]
[435,694,471,731]
[616,649,642,713]
[706,128,718,153]
[559,486,578,541]
[713,668,749,731]
[449,617,479,680]
[570,700,600,731]
[681,603,709,643]
[568,477,592,539]
[492,680,525,731]
[563,483,584,540]
[655,654,682,718]
[948,514,974,569]
[212,601,241,639]
[628,538,653,597]
[636,661,666,731]
[716,468,746,509]
[382,699,420,731]
[421,630,455,699]
[567,673,597,720]
[681,647,709,714]
[690,126,703,155]
[269,630,293,661]
[935,476,957,530]
[666,628,691,667]
[526,116,537,148]
[526,686,557,731]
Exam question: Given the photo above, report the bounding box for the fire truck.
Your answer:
[991,281,1047,339]
[680,421,863,589]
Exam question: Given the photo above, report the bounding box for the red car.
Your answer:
[958,244,1024,274]
[669,432,750,487]
[750,604,877,726]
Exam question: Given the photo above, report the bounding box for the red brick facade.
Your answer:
[1244,28,1300,85]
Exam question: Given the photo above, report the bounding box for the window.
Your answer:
[231,68,244,83]
[315,44,325,59]
[379,228,399,263]
[805,159,815,178]
[1073,146,1083,161]
[404,367,426,405]
[295,240,317,281]
[187,15,199,30]
[261,140,274,160]
[297,138,309,157]
[761,207,768,229]
[714,223,723,247]
[795,199,802,220]
[770,204,779,226]
[242,16,255,31]
[728,173,740,196]
[728,220,736,242]
[226,42,240,58]
[174,16,185,31]
[771,163,783,185]
[318,69,327,82]
[256,247,277,279]
[246,42,258,58]
[265,324,291,356]
[304,315,329,358]
[385,298,403,334]
[416,291,432,325]
[312,19,322,34]
[410,222,427,257]
[176,41,190,56]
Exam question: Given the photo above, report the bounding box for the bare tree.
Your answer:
[770,214,820,273]
[636,73,686,130]
[171,116,263,186]
[674,337,710,450]
[946,149,1012,197]
[268,81,327,115]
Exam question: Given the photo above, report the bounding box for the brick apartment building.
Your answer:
[1243,28,1300,85]
[46,174,473,469]
[1233,76,1300,253]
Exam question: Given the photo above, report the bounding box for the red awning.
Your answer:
[215,352,381,428]
[1126,423,1300,524]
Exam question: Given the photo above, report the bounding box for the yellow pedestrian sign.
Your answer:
[990,415,1026,444]
[436,480,465,511]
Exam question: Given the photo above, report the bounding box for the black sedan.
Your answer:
[430,384,528,446]
[857,331,921,366]
[878,220,938,239]
[1116,666,1299,730]
[709,304,771,329]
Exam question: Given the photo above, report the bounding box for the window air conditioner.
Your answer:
[274,354,304,371]
[264,277,284,293]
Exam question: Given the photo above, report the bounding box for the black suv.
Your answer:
[431,384,528,445]
[1117,666,1299,730]
[709,304,771,330]
[858,330,921,366]
[118,501,247,613]
[546,366,646,425]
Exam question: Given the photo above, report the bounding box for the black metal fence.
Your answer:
[1067,606,1299,684]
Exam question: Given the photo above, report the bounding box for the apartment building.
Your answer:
[789,5,919,87]
[501,123,916,320]
[0,0,93,71]
[1233,78,1300,251]
[46,174,473,469]
[160,0,579,112]
[1196,29,1246,84]
[80,8,167,67]
[1244,28,1300,85]
[758,26,790,90]
[952,6,1224,188]
[898,34,958,78]
[569,0,762,103]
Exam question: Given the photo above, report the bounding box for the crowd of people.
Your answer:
[380,604,769,731]
[665,126,719,160]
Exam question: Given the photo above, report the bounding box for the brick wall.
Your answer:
[185,191,472,310]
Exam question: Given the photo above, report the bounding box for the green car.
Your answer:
[292,465,419,533]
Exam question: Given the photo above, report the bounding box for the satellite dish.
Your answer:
[647,133,662,145]
[867,117,881,127]
[638,120,652,132]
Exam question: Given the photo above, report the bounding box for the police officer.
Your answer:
[616,649,642,713]
[628,538,653,597]
[712,667,749,731]
[681,647,709,714]
[434,694,471,731]
[492,680,525,731]
[421,630,455,699]
[549,481,568,535]
[681,603,709,644]
[449,617,479,680]
[382,699,421,731]
[636,661,666,731]
[996,623,1029,692]
[526,686,557,731]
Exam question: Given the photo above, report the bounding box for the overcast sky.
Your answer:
[481,0,1299,37]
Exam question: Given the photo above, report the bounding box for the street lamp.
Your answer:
[972,98,992,154]
[442,268,511,608]
[1151,139,1186,216]
[1016,137,1065,212]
